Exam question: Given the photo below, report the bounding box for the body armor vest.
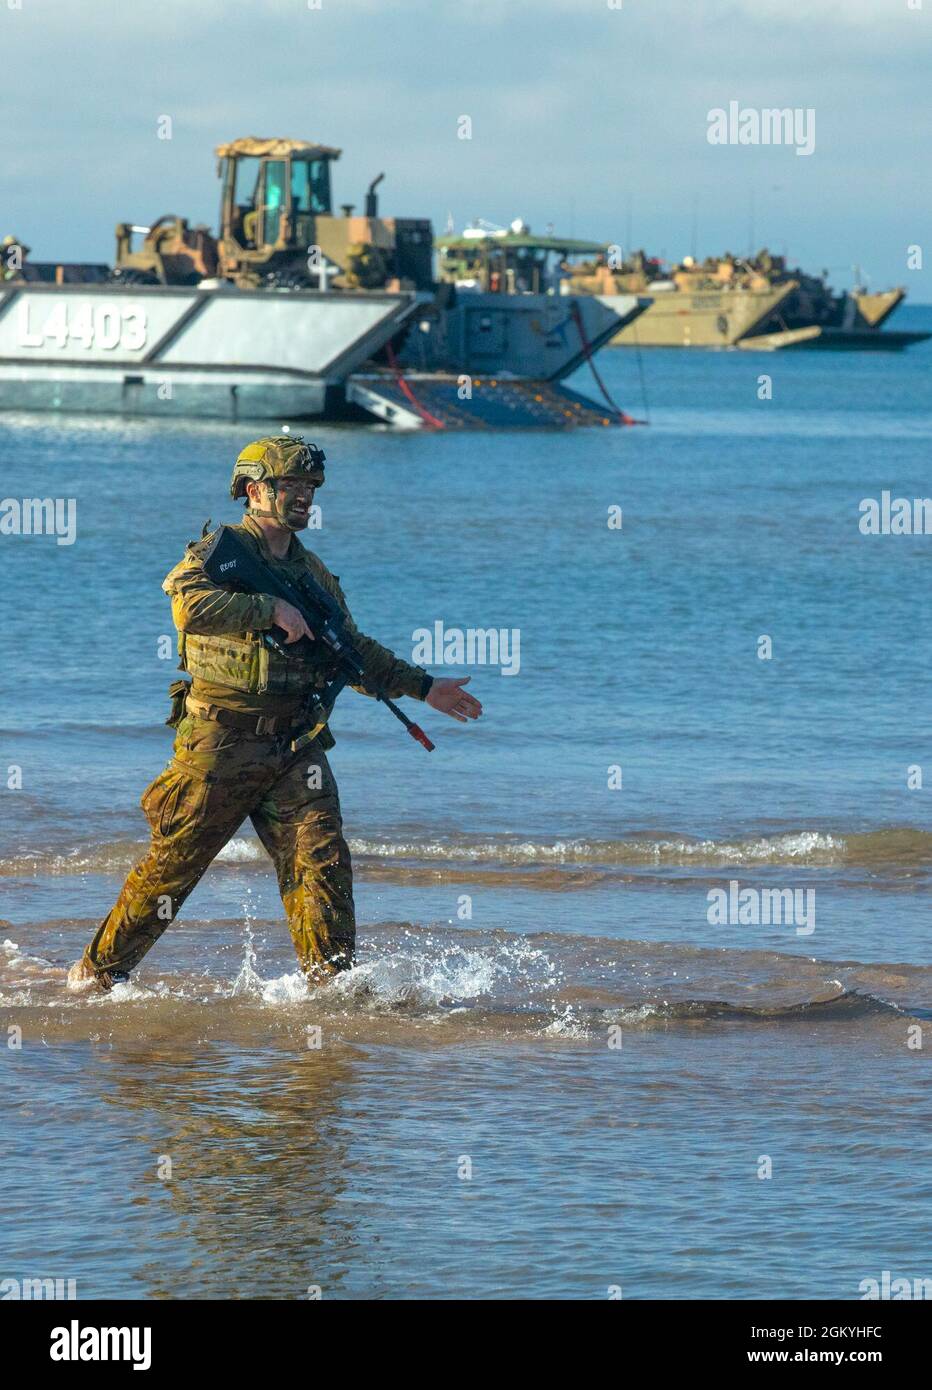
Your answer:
[179,628,328,697]
[175,523,339,698]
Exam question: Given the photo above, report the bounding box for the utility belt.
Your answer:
[165,679,334,752]
[185,696,299,736]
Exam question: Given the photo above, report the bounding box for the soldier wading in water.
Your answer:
[68,436,482,993]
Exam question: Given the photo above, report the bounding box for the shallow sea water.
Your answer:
[2,315,931,1297]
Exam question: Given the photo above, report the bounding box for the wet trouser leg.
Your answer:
[83,717,273,978]
[251,744,356,980]
[83,716,354,983]
[83,810,244,977]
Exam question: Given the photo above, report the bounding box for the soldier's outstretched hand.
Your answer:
[426,676,482,723]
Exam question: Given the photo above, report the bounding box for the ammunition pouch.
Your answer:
[166,678,193,729]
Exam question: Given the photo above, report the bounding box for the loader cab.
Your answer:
[216,137,340,282]
[213,135,434,292]
[226,155,334,248]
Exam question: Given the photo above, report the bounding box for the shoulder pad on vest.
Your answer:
[162,555,190,594]
[184,531,216,562]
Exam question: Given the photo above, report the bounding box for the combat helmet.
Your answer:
[230,435,326,500]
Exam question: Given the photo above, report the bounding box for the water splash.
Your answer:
[231,884,263,996]
[542,1004,590,1039]
[325,929,561,1011]
[217,837,265,864]
[258,971,311,1005]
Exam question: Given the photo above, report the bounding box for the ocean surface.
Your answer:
[1,306,931,1299]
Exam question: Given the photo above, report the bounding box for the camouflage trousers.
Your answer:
[83,713,355,982]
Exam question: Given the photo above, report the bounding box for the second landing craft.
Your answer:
[437,227,927,351]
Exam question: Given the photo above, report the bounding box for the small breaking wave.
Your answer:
[4,825,931,882]
[604,990,902,1026]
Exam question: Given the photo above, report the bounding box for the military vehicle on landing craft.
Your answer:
[437,223,926,351]
[0,139,647,429]
[565,246,928,351]
[436,220,610,295]
[112,136,435,294]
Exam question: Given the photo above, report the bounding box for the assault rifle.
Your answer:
[200,525,434,752]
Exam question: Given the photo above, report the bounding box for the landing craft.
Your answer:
[0,139,648,429]
[437,224,927,351]
[438,224,792,347]
[567,247,929,351]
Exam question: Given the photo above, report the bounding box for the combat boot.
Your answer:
[66,958,128,994]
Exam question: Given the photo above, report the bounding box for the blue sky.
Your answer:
[2,0,929,296]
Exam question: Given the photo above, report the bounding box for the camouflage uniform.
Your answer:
[81,485,431,987]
